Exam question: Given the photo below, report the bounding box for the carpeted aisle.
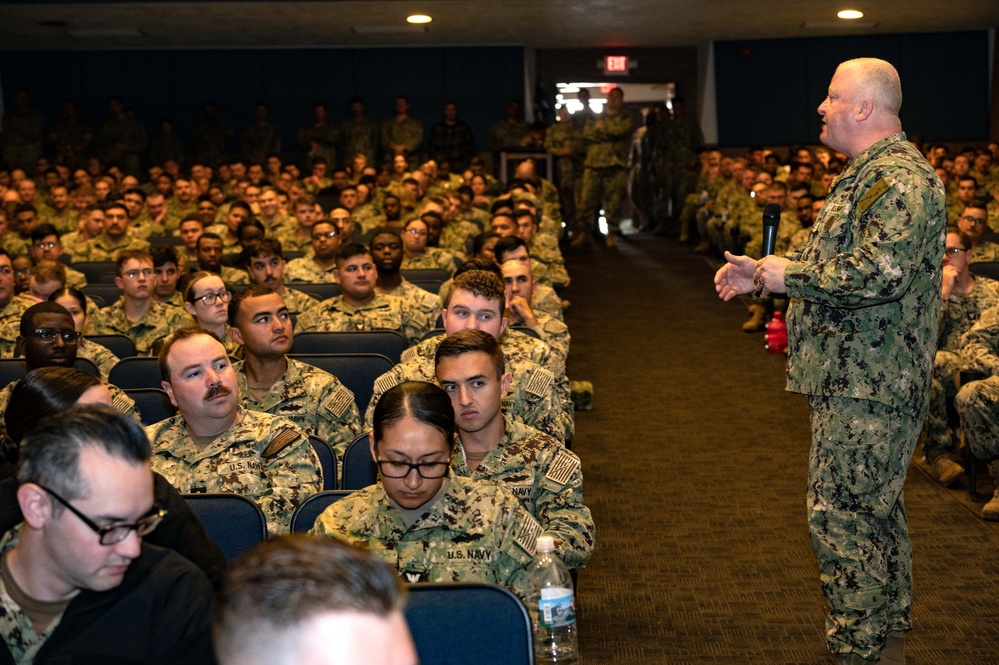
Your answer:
[564,233,999,664]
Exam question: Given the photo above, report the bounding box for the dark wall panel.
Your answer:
[0,45,524,166]
[715,31,990,147]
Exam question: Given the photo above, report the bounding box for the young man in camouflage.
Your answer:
[73,200,150,262]
[228,286,362,463]
[147,328,321,534]
[295,243,433,347]
[435,330,593,570]
[715,58,945,664]
[283,220,342,284]
[501,259,570,365]
[243,238,319,315]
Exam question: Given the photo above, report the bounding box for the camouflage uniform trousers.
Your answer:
[577,166,628,234]
[806,395,918,660]
[922,350,964,462]
[954,375,999,461]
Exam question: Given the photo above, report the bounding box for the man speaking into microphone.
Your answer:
[714,58,945,665]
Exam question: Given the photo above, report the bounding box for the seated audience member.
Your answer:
[228,285,362,461]
[0,405,216,662]
[1,367,226,586]
[295,243,433,346]
[177,215,204,264]
[152,246,186,307]
[49,287,119,379]
[274,196,320,254]
[87,249,185,356]
[244,238,319,315]
[959,199,999,263]
[146,328,321,534]
[400,214,457,274]
[494,236,565,321]
[195,233,250,285]
[923,227,999,486]
[0,302,139,421]
[370,229,441,318]
[284,220,341,284]
[213,535,417,665]
[22,260,68,304]
[73,199,150,262]
[501,259,570,364]
[435,330,592,569]
[182,271,241,357]
[28,224,87,288]
[311,381,540,600]
[366,270,572,443]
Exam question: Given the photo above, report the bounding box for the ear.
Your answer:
[183,302,197,318]
[500,372,512,398]
[333,268,341,282]
[114,275,124,290]
[229,326,244,345]
[499,316,508,337]
[161,380,178,407]
[856,98,874,122]
[368,432,378,463]
[18,483,53,530]
[15,336,25,358]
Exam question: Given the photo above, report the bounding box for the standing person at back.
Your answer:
[714,58,945,664]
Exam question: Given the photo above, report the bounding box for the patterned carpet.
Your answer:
[563,233,999,664]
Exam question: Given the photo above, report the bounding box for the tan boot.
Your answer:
[605,234,617,248]
[879,631,905,665]
[931,456,964,487]
[742,304,767,332]
[570,231,592,248]
[693,240,712,254]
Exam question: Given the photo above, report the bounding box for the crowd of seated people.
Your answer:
[0,93,590,659]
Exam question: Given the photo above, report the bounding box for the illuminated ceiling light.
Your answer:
[837,9,864,19]
[407,14,432,24]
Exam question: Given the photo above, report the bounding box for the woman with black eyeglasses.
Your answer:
[182,271,241,359]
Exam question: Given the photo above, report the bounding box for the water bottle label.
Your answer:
[538,589,575,628]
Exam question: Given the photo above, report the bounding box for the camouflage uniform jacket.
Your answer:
[971,240,999,264]
[87,300,186,356]
[341,118,379,165]
[453,415,593,569]
[783,133,945,419]
[488,119,531,152]
[146,408,321,535]
[273,228,314,254]
[283,257,338,284]
[380,117,423,157]
[233,357,362,462]
[277,287,319,315]
[295,293,431,347]
[70,234,150,262]
[296,122,339,168]
[218,265,250,285]
[582,112,632,169]
[241,122,281,164]
[366,350,568,443]
[0,379,140,425]
[311,472,541,600]
[509,311,570,365]
[959,302,999,377]
[401,248,457,274]
[528,236,570,289]
[532,282,565,321]
[938,276,999,351]
[377,279,442,327]
[439,220,481,262]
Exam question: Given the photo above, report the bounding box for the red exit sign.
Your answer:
[605,55,628,73]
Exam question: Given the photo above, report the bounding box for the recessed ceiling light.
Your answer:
[838,9,864,19]
[407,14,432,25]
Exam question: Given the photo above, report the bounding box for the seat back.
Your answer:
[288,353,393,413]
[183,493,267,563]
[124,388,177,426]
[309,435,338,491]
[108,356,162,390]
[291,282,341,302]
[291,331,407,364]
[70,261,117,283]
[969,261,999,281]
[341,433,377,490]
[405,583,534,665]
[85,334,136,359]
[0,358,99,389]
[289,490,352,533]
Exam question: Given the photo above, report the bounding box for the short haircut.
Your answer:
[13,203,37,217]
[245,238,284,260]
[30,223,59,243]
[103,199,129,216]
[958,175,978,187]
[472,232,501,257]
[445,269,504,308]
[124,188,147,201]
[435,328,505,377]
[370,229,402,249]
[964,198,989,212]
[947,225,972,251]
[4,367,101,446]
[373,381,455,448]
[228,284,277,328]
[20,301,72,337]
[198,232,223,249]
[179,215,205,229]
[419,211,443,227]
[17,404,151,504]
[454,258,502,280]
[115,249,153,275]
[214,535,407,665]
[336,242,371,265]
[493,236,529,263]
[230,201,253,216]
[30,260,66,286]
[158,327,221,382]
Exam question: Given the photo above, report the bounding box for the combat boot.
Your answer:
[570,231,592,248]
[984,461,999,520]
[931,456,964,487]
[879,631,905,665]
[742,304,767,332]
[693,240,712,254]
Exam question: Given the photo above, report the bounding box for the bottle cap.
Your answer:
[536,535,555,553]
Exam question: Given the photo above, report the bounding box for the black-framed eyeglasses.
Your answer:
[41,486,166,545]
[960,216,987,226]
[27,329,82,344]
[945,247,967,256]
[123,268,155,279]
[33,241,57,250]
[312,230,338,240]
[194,290,232,306]
[375,458,449,479]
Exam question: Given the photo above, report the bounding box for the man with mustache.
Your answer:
[145,327,321,535]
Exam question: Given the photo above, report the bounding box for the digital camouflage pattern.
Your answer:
[375,279,441,327]
[341,118,379,165]
[453,415,593,569]
[0,527,62,663]
[283,257,338,284]
[295,293,432,347]
[400,248,457,274]
[783,133,945,659]
[146,408,321,535]
[70,234,150,262]
[954,301,999,461]
[275,287,319,315]
[87,300,186,357]
[380,117,423,157]
[577,109,632,234]
[233,357,362,462]
[311,472,541,601]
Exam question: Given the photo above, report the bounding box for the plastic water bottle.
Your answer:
[528,535,578,664]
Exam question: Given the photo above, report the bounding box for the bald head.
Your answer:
[838,58,902,119]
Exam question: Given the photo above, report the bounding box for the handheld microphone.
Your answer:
[761,203,781,257]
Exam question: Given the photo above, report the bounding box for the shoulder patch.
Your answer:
[374,373,400,399]
[543,318,566,335]
[510,504,544,557]
[857,178,891,215]
[401,346,418,364]
[544,449,580,487]
[524,367,554,398]
[547,354,566,380]
[112,391,132,414]
[323,386,354,419]
[263,427,301,458]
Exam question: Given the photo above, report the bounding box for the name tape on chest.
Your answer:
[324,386,354,419]
[544,449,580,487]
[263,427,300,458]
[857,178,891,216]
